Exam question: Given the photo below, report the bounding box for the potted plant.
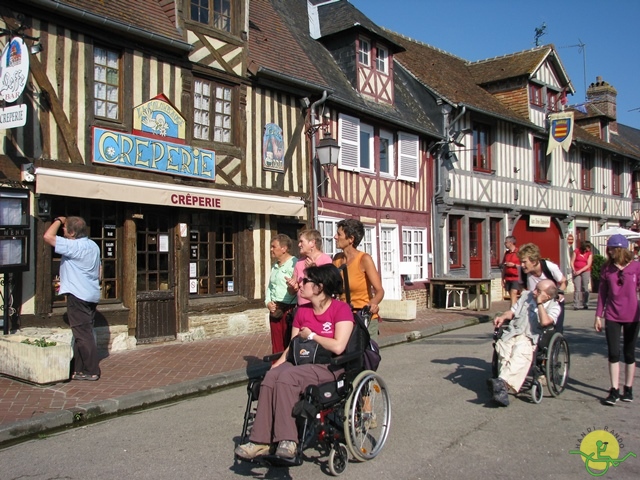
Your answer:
[0,335,72,384]
[590,254,606,293]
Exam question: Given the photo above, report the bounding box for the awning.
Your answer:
[35,168,306,218]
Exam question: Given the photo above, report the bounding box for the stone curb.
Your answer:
[0,313,491,447]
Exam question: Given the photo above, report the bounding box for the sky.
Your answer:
[349,0,640,129]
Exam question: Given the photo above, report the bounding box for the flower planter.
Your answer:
[0,335,73,385]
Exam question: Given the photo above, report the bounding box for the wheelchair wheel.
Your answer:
[343,371,390,462]
[328,443,348,476]
[546,334,570,397]
[531,380,543,404]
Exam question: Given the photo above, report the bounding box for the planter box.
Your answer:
[378,299,417,321]
[0,335,73,385]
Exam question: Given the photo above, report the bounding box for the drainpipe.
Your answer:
[310,91,328,229]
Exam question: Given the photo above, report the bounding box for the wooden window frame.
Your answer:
[397,132,419,182]
[472,122,492,172]
[189,0,235,34]
[448,216,462,269]
[358,37,371,66]
[529,83,543,107]
[189,212,237,296]
[402,227,426,280]
[534,138,550,184]
[193,77,235,145]
[375,45,388,74]
[379,129,394,177]
[612,159,623,196]
[489,218,501,267]
[93,45,122,122]
[547,90,559,113]
[581,151,594,191]
[359,123,375,172]
[632,171,640,199]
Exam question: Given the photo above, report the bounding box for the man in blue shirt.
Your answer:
[44,216,101,381]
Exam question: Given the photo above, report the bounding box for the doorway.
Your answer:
[136,210,176,343]
[380,225,400,299]
[469,219,484,278]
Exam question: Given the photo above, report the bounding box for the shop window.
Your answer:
[194,78,233,144]
[190,0,233,33]
[51,199,121,304]
[93,46,121,121]
[189,212,237,295]
[449,216,462,268]
[402,228,426,280]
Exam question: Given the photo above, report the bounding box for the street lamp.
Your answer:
[307,92,340,228]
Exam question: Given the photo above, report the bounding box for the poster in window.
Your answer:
[190,244,198,259]
[0,238,22,266]
[105,241,115,258]
[189,262,197,278]
[189,279,198,294]
[105,225,116,238]
[158,234,169,252]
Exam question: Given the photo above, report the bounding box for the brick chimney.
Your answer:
[586,76,617,120]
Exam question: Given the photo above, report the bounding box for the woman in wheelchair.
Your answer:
[235,264,355,461]
[489,279,560,406]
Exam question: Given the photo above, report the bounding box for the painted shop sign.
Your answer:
[133,94,187,141]
[92,127,216,181]
[529,215,551,228]
[0,37,29,103]
[0,103,27,129]
[263,123,285,172]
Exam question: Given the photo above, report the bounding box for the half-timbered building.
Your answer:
[0,0,310,346]
[251,0,443,308]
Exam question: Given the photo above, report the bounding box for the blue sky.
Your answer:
[349,0,640,129]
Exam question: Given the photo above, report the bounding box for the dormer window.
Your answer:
[376,46,388,74]
[191,0,232,33]
[358,37,370,66]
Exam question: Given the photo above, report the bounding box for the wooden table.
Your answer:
[428,277,492,311]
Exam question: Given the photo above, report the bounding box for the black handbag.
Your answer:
[287,336,333,365]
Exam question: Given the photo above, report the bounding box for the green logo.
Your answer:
[570,429,636,476]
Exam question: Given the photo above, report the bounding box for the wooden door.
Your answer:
[469,219,483,278]
[136,210,176,343]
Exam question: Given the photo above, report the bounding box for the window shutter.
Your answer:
[398,132,419,181]
[338,114,360,171]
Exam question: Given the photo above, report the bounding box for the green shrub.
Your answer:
[590,254,606,290]
[21,337,57,347]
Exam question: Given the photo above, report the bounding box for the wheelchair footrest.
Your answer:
[261,454,303,467]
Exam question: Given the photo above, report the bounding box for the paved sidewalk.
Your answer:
[0,301,509,446]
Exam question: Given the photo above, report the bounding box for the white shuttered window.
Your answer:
[398,132,419,182]
[338,114,360,171]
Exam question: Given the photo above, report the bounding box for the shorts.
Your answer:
[504,280,522,292]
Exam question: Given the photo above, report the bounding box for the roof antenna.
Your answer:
[560,40,587,101]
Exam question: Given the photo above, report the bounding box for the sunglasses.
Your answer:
[301,277,316,285]
[618,270,625,287]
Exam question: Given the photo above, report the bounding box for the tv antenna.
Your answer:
[561,40,587,101]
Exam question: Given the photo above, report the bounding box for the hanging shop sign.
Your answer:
[133,94,186,141]
[0,104,27,129]
[93,127,215,181]
[0,37,29,103]
[262,123,285,172]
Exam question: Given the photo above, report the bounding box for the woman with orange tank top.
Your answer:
[333,219,384,339]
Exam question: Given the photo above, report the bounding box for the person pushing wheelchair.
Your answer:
[489,279,560,406]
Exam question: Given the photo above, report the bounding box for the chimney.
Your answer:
[586,76,617,121]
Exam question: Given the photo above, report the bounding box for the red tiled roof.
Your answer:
[33,0,183,42]
[248,0,327,88]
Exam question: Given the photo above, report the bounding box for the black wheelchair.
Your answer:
[492,323,570,404]
[237,312,391,476]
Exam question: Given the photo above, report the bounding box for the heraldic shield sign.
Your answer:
[547,112,574,155]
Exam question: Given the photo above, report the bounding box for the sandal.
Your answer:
[71,372,84,380]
